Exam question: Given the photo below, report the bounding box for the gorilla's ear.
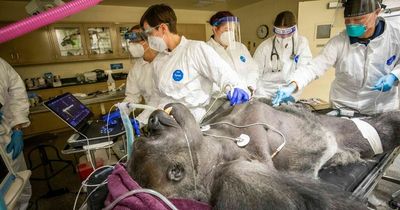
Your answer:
[167,163,185,182]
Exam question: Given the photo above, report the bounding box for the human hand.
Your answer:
[227,88,250,106]
[272,83,297,107]
[6,130,24,160]
[372,73,398,92]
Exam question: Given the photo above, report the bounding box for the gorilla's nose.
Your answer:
[148,115,160,129]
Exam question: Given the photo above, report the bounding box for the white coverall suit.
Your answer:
[290,18,400,114]
[253,32,312,99]
[124,58,160,125]
[152,36,247,122]
[207,38,259,89]
[0,58,31,210]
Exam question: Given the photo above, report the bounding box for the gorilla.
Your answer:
[127,101,400,209]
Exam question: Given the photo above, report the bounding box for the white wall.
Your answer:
[0,1,215,79]
[232,0,299,54]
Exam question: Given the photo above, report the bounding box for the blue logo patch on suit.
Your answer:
[173,70,184,82]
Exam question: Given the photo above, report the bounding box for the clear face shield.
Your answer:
[270,25,296,72]
[344,0,381,37]
[332,0,381,35]
[273,25,296,38]
[213,16,241,48]
[343,0,381,18]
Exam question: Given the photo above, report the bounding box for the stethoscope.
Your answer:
[270,36,296,72]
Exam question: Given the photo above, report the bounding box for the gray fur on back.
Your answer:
[211,160,366,210]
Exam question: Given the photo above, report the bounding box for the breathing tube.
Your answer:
[116,102,157,160]
[117,103,135,160]
[0,0,102,44]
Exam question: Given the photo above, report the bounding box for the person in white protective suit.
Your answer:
[0,58,31,210]
[207,11,259,93]
[140,4,250,122]
[272,0,400,115]
[253,11,312,100]
[123,25,159,125]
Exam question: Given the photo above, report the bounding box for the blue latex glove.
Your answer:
[372,73,398,92]
[227,88,249,106]
[272,83,297,107]
[102,110,121,125]
[6,130,24,160]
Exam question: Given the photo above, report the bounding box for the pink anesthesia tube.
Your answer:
[0,0,102,44]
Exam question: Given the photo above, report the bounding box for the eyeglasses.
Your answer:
[144,23,169,36]
[124,31,147,42]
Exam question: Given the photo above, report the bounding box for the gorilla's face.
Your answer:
[127,103,203,199]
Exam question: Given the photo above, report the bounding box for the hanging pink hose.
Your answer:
[0,0,102,44]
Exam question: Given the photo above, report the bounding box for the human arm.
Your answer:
[253,40,270,76]
[0,58,30,129]
[272,36,339,106]
[124,62,144,104]
[295,36,313,67]
[195,43,249,105]
[289,36,339,90]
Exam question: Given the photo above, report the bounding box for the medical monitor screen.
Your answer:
[44,93,92,130]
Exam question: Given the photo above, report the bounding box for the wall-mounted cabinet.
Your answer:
[0,24,55,65]
[50,24,88,61]
[84,23,118,59]
[0,22,207,66]
[50,23,118,62]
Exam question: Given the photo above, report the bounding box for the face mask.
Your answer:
[219,31,235,47]
[276,35,292,42]
[148,35,167,52]
[128,43,145,58]
[346,24,367,37]
[275,36,292,49]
